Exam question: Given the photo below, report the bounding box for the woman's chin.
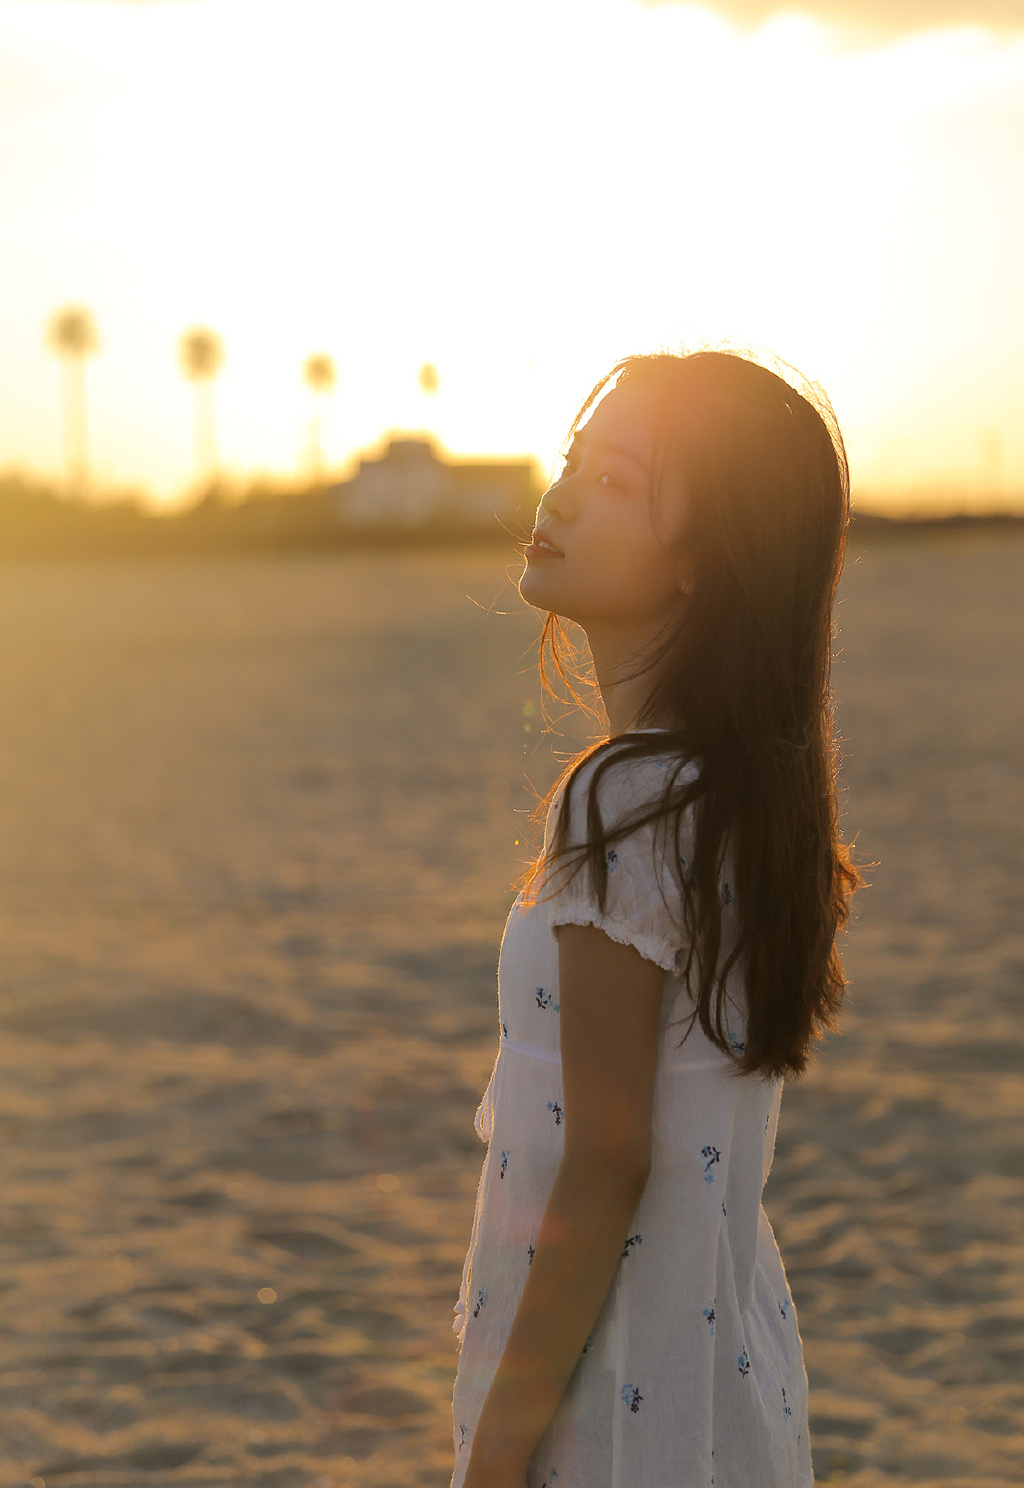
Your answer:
[517,561,552,611]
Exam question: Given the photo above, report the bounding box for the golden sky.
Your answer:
[1,0,1022,508]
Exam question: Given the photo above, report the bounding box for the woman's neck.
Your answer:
[586,623,665,737]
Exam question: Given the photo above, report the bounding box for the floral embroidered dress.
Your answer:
[451,748,814,1488]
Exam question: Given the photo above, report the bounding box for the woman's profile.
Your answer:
[451,350,861,1488]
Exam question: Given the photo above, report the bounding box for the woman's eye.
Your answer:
[554,455,623,490]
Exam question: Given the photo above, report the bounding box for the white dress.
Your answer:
[452,748,814,1488]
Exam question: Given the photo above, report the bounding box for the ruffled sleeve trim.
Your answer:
[548,905,683,976]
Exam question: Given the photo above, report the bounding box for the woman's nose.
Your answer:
[538,476,569,521]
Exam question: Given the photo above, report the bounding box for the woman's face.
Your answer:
[519,380,689,635]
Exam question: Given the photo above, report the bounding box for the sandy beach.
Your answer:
[0,536,1020,1487]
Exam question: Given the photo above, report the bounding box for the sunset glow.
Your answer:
[1,0,1022,508]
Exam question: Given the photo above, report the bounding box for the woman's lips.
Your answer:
[525,530,563,559]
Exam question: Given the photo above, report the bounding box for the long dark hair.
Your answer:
[527,350,862,1080]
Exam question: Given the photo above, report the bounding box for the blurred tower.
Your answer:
[978,429,1004,504]
[417,361,440,433]
[47,305,98,495]
[302,353,336,481]
[179,327,225,488]
[418,361,440,395]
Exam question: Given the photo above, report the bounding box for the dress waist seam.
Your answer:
[498,1036,731,1074]
[500,1035,560,1065]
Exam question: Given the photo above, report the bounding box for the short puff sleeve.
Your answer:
[542,750,695,975]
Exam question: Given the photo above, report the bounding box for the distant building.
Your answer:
[327,438,541,530]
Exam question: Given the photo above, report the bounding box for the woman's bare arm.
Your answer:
[462,923,664,1488]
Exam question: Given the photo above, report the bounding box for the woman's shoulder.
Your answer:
[547,737,699,846]
[539,738,698,970]
[563,737,697,811]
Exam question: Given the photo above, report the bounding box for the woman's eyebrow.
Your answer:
[573,431,649,475]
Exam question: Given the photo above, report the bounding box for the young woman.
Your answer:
[451,350,860,1488]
